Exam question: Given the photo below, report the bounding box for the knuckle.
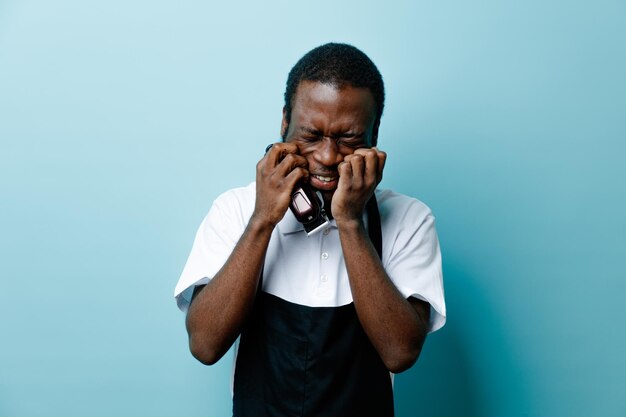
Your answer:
[364,150,376,159]
[360,149,375,159]
[282,153,295,164]
[281,142,297,155]
[273,143,287,156]
[348,155,360,164]
[257,161,268,175]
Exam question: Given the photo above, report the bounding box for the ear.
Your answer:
[280,106,289,140]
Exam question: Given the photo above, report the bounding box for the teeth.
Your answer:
[314,175,334,182]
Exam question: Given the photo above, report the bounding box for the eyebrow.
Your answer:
[299,127,323,136]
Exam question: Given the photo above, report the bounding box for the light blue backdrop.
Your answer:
[1,1,624,416]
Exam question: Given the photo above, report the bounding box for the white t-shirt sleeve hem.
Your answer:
[397,285,447,334]
[175,276,210,312]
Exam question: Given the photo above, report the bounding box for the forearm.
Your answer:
[185,217,274,365]
[184,143,308,365]
[337,218,429,373]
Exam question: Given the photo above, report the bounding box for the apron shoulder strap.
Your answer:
[366,194,383,260]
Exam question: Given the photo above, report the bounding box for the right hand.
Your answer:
[252,142,309,228]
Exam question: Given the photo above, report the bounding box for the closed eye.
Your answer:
[297,127,368,148]
[297,127,322,142]
[301,135,321,142]
[337,134,366,148]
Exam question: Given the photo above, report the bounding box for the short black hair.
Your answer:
[283,43,385,144]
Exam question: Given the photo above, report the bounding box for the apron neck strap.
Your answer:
[366,194,382,260]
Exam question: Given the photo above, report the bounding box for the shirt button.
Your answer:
[323,228,330,236]
[320,274,328,282]
[321,252,329,260]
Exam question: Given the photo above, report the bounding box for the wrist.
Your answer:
[335,216,365,232]
[248,212,278,235]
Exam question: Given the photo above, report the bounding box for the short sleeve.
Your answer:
[174,184,255,312]
[379,191,446,333]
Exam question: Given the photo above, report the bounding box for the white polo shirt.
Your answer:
[175,182,446,333]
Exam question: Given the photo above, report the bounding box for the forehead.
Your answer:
[291,81,376,127]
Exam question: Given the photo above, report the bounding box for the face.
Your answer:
[281,81,378,204]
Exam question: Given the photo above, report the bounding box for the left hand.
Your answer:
[332,147,386,223]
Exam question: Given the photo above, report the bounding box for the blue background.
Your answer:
[1,1,625,416]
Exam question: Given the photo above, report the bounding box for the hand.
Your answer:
[252,142,309,227]
[332,147,386,223]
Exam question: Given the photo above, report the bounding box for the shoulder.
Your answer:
[198,182,257,233]
[213,181,256,207]
[375,188,434,226]
[209,182,256,215]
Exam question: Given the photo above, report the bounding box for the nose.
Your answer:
[314,137,344,167]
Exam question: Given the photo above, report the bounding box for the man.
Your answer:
[175,43,446,417]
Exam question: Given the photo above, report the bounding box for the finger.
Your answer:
[275,153,308,178]
[338,159,353,183]
[354,147,384,185]
[263,142,281,167]
[284,166,309,190]
[348,154,365,187]
[353,147,372,157]
[361,150,379,186]
[374,148,387,183]
[265,142,299,167]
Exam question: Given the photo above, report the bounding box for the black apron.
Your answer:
[233,197,394,417]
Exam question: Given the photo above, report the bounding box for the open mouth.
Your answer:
[310,174,339,190]
[313,174,335,182]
